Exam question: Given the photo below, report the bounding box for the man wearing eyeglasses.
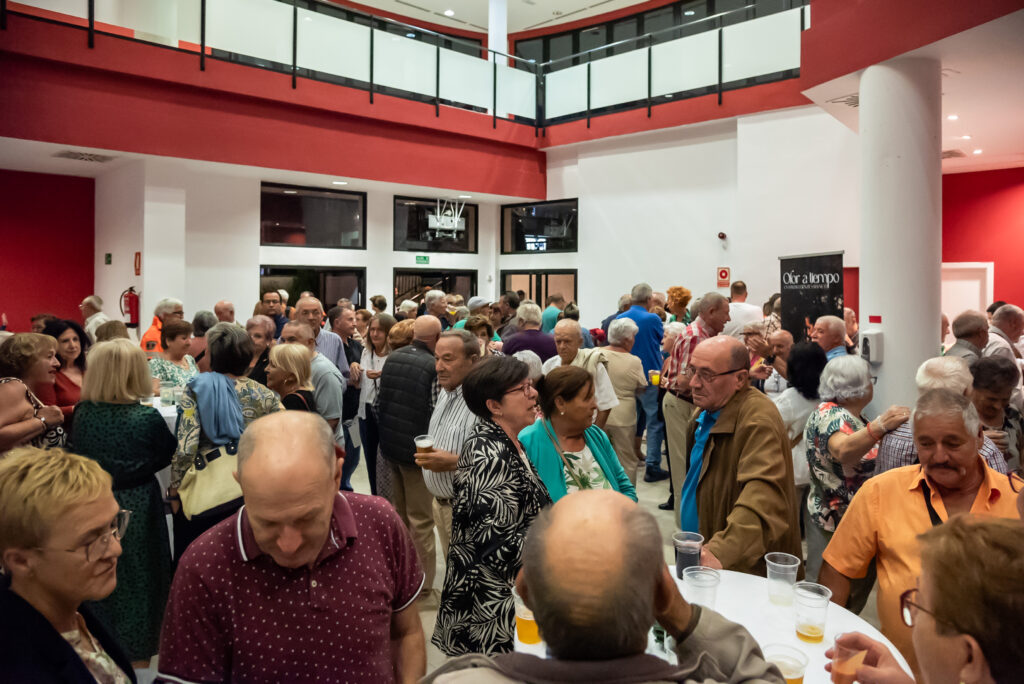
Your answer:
[140,297,185,356]
[677,335,802,576]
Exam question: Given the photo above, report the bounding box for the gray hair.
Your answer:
[952,310,987,339]
[82,295,103,310]
[914,388,981,439]
[245,314,274,338]
[517,302,543,327]
[238,412,336,479]
[512,350,543,382]
[992,304,1024,327]
[816,315,846,339]
[663,321,686,342]
[439,329,480,359]
[916,356,972,395]
[553,318,583,341]
[630,283,653,305]
[453,306,470,322]
[192,310,219,337]
[817,355,872,403]
[154,297,183,318]
[424,290,446,307]
[398,299,419,314]
[522,503,662,660]
[617,294,632,311]
[608,318,638,346]
[207,322,255,375]
[697,292,727,316]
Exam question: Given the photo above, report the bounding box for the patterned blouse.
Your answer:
[432,418,551,657]
[170,377,283,487]
[804,401,876,532]
[563,445,613,493]
[149,356,199,387]
[0,377,67,449]
[61,612,131,684]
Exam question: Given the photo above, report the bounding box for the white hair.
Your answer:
[630,283,653,305]
[817,355,872,403]
[608,318,639,346]
[663,321,686,341]
[512,350,543,382]
[914,389,981,439]
[816,315,846,339]
[698,292,727,316]
[915,356,972,395]
[424,290,446,307]
[154,297,183,318]
[82,295,103,310]
[992,304,1024,327]
[399,299,419,314]
[554,318,583,341]
[517,302,543,326]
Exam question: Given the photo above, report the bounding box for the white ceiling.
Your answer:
[350,0,647,36]
[802,9,1024,174]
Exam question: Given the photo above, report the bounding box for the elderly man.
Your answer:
[495,290,520,340]
[600,294,632,340]
[603,318,648,486]
[157,412,426,684]
[542,319,619,429]
[502,302,557,362]
[678,336,801,574]
[139,297,184,355]
[945,309,989,363]
[721,281,763,339]
[615,283,668,481]
[877,356,1008,474]
[327,304,365,491]
[970,356,1023,470]
[984,304,1024,409]
[819,389,1020,675]
[377,315,443,599]
[662,292,730,499]
[78,295,111,343]
[423,290,451,330]
[423,490,782,684]
[261,289,289,337]
[281,321,348,457]
[415,330,480,556]
[293,296,344,370]
[452,296,500,341]
[810,315,848,360]
[750,329,794,399]
[213,299,236,324]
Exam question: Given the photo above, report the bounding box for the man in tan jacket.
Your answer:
[679,336,802,575]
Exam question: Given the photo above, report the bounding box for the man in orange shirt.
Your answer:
[819,389,1021,676]
[140,298,185,356]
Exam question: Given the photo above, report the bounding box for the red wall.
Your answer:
[0,170,95,331]
[943,167,1024,306]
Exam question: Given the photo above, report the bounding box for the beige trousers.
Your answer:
[604,423,639,486]
[662,392,696,522]
[433,498,453,560]
[389,461,437,590]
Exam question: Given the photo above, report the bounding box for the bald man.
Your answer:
[158,412,426,684]
[377,315,443,600]
[541,318,618,428]
[679,336,801,576]
[213,299,236,324]
[281,320,347,454]
[423,490,781,683]
[750,329,794,398]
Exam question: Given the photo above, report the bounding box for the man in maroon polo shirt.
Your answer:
[156,412,426,684]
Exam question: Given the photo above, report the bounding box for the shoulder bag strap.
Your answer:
[541,420,586,490]
[919,480,944,527]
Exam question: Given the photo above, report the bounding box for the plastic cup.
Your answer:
[762,644,808,684]
[648,369,661,386]
[159,382,175,406]
[831,637,868,684]
[794,581,832,643]
[672,531,704,578]
[414,434,434,453]
[765,552,801,606]
[682,566,720,609]
[512,586,540,644]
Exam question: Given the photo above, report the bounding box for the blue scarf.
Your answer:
[187,373,244,446]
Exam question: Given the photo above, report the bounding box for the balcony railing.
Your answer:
[2,0,809,131]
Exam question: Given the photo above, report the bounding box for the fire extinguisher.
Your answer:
[120,287,140,329]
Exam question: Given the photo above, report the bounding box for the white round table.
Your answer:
[515,568,912,682]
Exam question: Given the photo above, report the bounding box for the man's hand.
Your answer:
[414,449,459,472]
[824,632,913,684]
[654,565,694,642]
[350,362,362,383]
[749,364,772,381]
[699,546,723,569]
[984,429,1009,453]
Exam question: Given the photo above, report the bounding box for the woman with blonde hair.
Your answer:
[0,332,66,450]
[359,313,396,497]
[71,339,176,667]
[266,343,316,412]
[0,447,134,681]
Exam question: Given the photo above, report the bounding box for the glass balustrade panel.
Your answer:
[296,7,370,83]
[722,7,801,82]
[373,29,438,99]
[207,0,292,68]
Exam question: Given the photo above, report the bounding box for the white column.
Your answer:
[859,58,942,411]
[488,0,508,67]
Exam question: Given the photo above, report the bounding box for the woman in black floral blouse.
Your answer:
[432,356,551,656]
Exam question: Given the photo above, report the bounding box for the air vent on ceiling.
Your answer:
[941,149,967,159]
[53,150,117,163]
[826,93,859,108]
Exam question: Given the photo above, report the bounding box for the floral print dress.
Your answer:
[804,401,877,532]
[149,356,198,387]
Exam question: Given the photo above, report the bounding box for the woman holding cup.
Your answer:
[601,318,648,486]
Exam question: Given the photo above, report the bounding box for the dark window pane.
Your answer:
[644,6,676,42]
[578,25,607,60]
[755,0,791,16]
[677,1,710,38]
[610,18,638,55]
[548,33,574,69]
[502,199,578,253]
[393,197,478,253]
[515,37,543,70]
[715,0,753,26]
[260,184,366,249]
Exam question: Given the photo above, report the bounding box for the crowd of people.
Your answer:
[0,282,1022,684]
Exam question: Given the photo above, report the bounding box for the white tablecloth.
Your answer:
[149,398,178,494]
[515,568,912,682]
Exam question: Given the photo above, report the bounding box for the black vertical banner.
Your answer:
[779,252,844,343]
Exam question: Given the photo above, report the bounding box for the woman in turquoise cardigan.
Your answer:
[519,366,637,502]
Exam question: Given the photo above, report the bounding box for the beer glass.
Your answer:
[765,552,801,606]
[794,581,832,643]
[831,637,868,684]
[762,644,808,684]
[512,586,540,644]
[414,434,434,453]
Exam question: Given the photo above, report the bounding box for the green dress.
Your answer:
[71,401,176,661]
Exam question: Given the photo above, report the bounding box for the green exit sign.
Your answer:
[416,255,429,265]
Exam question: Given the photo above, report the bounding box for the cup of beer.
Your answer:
[765,552,801,606]
[762,644,808,684]
[672,531,703,578]
[512,586,540,644]
[414,435,434,453]
[831,637,867,684]
[793,581,832,643]
[648,369,661,386]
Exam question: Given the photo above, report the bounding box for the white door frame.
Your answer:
[941,261,995,304]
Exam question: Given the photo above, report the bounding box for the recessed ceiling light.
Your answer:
[444,9,454,16]
[283,190,298,194]
[973,149,983,155]
[458,195,472,199]
[684,10,696,16]
[332,180,348,185]
[406,32,416,38]
[947,114,958,121]
[960,135,971,140]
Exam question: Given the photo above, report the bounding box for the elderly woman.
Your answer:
[189,310,218,373]
[666,286,693,324]
[520,366,637,502]
[0,447,135,681]
[169,323,282,558]
[432,356,551,656]
[772,342,827,501]
[358,313,395,497]
[95,320,130,342]
[805,355,911,609]
[244,314,275,386]
[38,319,91,423]
[388,318,415,349]
[0,332,66,450]
[266,343,316,412]
[463,314,503,356]
[602,318,648,486]
[148,319,197,392]
[70,339,175,667]
[970,356,1023,469]
[826,515,1023,684]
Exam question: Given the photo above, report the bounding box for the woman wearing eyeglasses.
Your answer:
[0,447,136,683]
[432,356,551,657]
[826,515,1024,684]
